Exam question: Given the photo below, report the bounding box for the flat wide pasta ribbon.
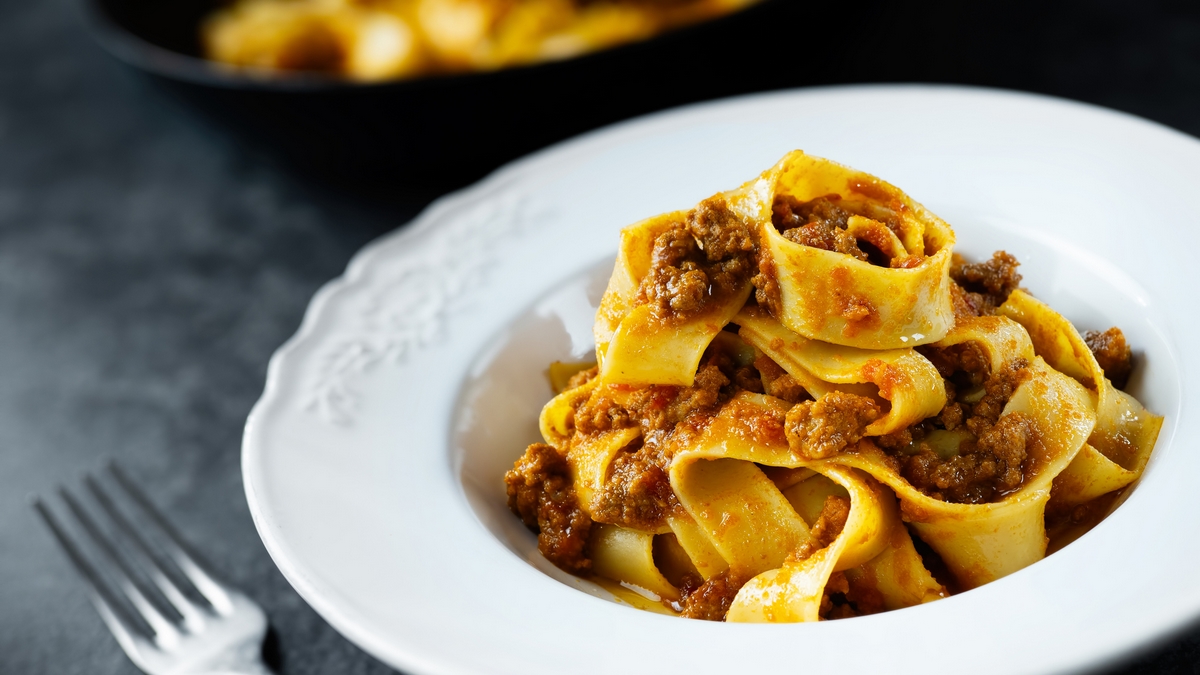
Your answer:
[667,394,809,576]
[588,524,680,603]
[737,305,946,435]
[539,375,640,520]
[777,472,946,612]
[595,179,765,387]
[663,393,943,620]
[811,350,1095,590]
[726,466,895,622]
[538,375,599,449]
[756,151,956,349]
[540,377,670,533]
[998,290,1163,512]
[593,212,682,366]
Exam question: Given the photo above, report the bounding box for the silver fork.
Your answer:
[34,464,271,675]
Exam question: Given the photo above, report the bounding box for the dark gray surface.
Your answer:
[0,0,418,672]
[1,0,1200,673]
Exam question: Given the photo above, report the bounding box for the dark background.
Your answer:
[1,0,1198,673]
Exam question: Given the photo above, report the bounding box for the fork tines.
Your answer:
[33,464,231,649]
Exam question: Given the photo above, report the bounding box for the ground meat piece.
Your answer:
[679,569,747,621]
[788,495,851,562]
[875,426,913,451]
[952,251,1022,296]
[637,364,729,431]
[773,194,874,262]
[504,443,592,573]
[809,495,851,548]
[785,392,880,460]
[824,601,856,621]
[822,569,886,619]
[949,281,986,322]
[1084,327,1133,389]
[782,223,869,261]
[638,200,757,321]
[707,257,755,304]
[565,365,599,391]
[885,343,1035,503]
[966,358,1030,436]
[919,340,990,387]
[938,402,965,430]
[751,246,783,316]
[768,374,807,404]
[702,339,753,394]
[733,365,765,393]
[820,572,855,619]
[576,363,730,438]
[774,194,852,231]
[688,198,757,262]
[573,392,633,434]
[950,251,1022,312]
[902,412,1033,503]
[754,355,809,404]
[663,265,707,313]
[640,224,708,315]
[903,448,975,503]
[664,367,727,424]
[652,219,698,268]
[976,412,1032,490]
[590,444,677,531]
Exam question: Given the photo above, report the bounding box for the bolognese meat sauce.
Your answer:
[678,569,748,621]
[752,193,932,316]
[773,195,869,262]
[638,198,757,320]
[877,344,1036,504]
[503,179,1153,621]
[1084,327,1134,389]
[504,443,593,573]
[949,251,1022,316]
[784,391,880,460]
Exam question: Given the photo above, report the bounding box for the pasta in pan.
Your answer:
[202,0,759,81]
[505,151,1163,621]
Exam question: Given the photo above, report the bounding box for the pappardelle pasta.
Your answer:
[203,0,759,81]
[504,151,1162,621]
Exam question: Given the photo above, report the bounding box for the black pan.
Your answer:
[86,0,791,188]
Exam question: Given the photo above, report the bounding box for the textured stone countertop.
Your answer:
[1,0,1198,673]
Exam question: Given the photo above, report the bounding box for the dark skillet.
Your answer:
[84,0,790,189]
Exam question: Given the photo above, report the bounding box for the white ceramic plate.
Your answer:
[243,85,1200,675]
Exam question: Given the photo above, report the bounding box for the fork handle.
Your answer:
[202,652,273,675]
